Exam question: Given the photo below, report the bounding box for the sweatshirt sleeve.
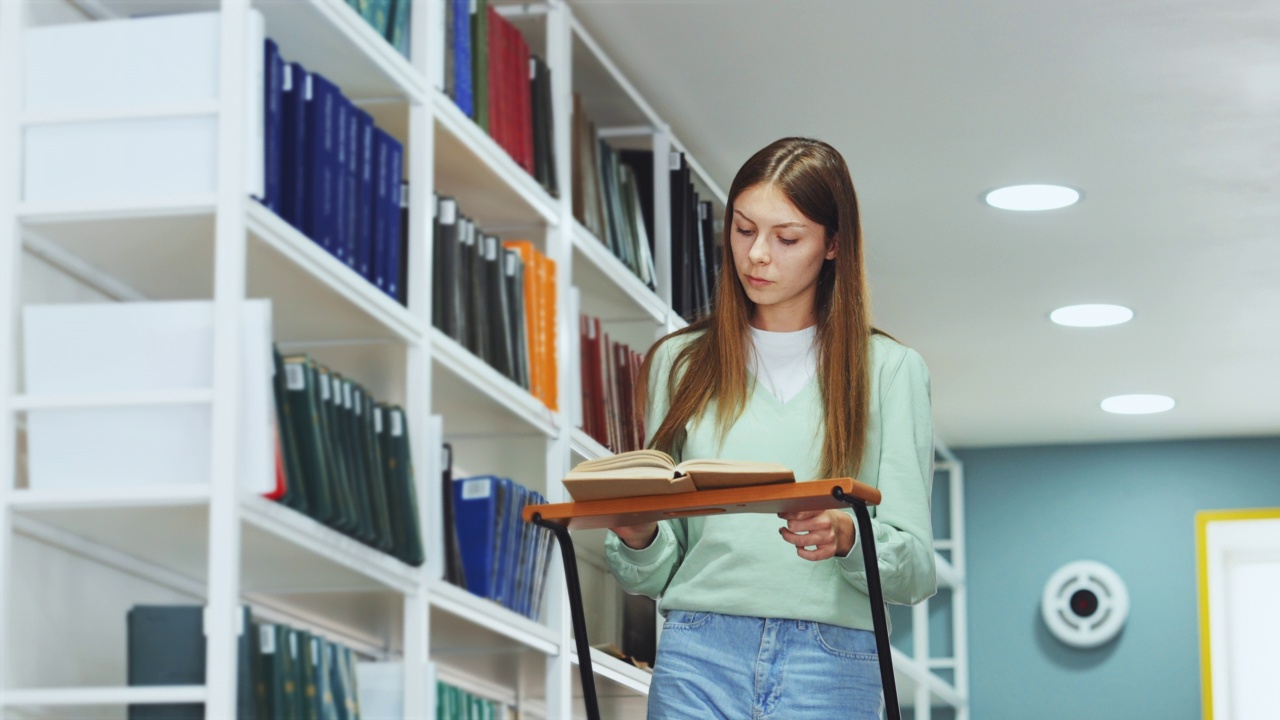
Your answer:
[604,336,689,598]
[835,346,938,606]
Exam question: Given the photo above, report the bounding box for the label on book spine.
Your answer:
[290,631,298,658]
[343,381,353,409]
[354,390,362,415]
[441,198,457,224]
[506,251,517,276]
[374,407,383,433]
[286,363,305,390]
[260,625,276,654]
[319,374,331,401]
[305,73,313,101]
[485,235,497,261]
[462,478,492,500]
[669,151,682,170]
[283,63,293,92]
[391,409,403,437]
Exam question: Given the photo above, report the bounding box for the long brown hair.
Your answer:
[639,137,873,479]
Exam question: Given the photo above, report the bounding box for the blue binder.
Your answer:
[281,61,309,231]
[451,0,472,117]
[262,39,283,214]
[304,72,340,256]
[356,109,376,283]
[452,475,501,600]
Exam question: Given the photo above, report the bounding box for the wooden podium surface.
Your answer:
[522,477,879,530]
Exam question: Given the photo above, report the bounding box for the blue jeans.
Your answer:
[647,611,884,719]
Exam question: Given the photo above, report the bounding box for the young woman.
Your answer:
[606,137,936,719]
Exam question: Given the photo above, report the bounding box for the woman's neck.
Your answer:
[750,304,817,332]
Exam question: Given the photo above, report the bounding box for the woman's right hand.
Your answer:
[609,522,659,550]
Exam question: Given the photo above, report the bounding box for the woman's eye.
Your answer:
[778,237,799,246]
[735,226,754,236]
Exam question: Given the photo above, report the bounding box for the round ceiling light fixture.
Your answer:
[985,184,1080,211]
[1050,304,1134,327]
[1101,394,1176,415]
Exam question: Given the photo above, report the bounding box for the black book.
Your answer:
[467,222,491,364]
[397,180,410,306]
[431,194,444,331]
[700,199,720,311]
[503,248,530,390]
[619,149,655,254]
[440,443,468,588]
[458,218,478,354]
[379,405,425,566]
[435,197,460,340]
[484,234,515,379]
[692,198,711,317]
[669,151,689,317]
[536,56,558,198]
[126,605,253,720]
[337,378,375,545]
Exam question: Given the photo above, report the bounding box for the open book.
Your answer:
[562,449,794,502]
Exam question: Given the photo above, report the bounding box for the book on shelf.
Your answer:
[578,315,644,454]
[669,151,720,321]
[561,450,795,502]
[442,0,558,197]
[126,605,253,720]
[249,618,365,720]
[265,42,407,306]
[437,680,510,720]
[276,353,423,566]
[571,95,656,289]
[430,195,559,412]
[451,475,555,620]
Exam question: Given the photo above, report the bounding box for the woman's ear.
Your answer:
[825,237,838,261]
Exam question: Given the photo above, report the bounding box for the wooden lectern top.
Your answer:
[523,477,879,530]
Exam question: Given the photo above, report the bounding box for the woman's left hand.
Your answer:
[778,509,855,560]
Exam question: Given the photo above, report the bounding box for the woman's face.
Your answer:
[730,183,836,330]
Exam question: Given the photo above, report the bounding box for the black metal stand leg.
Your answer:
[834,488,901,720]
[531,513,601,720]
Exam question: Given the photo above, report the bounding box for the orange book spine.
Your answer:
[542,253,559,412]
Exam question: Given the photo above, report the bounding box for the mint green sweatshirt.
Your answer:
[605,333,936,631]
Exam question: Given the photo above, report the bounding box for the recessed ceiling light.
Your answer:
[1101,394,1175,415]
[1050,304,1134,327]
[985,184,1080,211]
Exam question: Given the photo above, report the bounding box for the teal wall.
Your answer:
[956,437,1280,719]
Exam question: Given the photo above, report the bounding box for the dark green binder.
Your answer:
[274,347,309,514]
[382,405,424,566]
[357,385,395,552]
[473,0,490,133]
[250,620,271,720]
[337,378,376,545]
[298,631,321,720]
[284,356,335,525]
[317,365,358,534]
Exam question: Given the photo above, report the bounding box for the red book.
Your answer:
[487,6,501,142]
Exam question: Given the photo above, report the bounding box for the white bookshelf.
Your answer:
[0,1,968,718]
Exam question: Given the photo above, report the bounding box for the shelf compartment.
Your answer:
[434,91,560,229]
[17,202,424,347]
[6,489,422,595]
[88,0,424,103]
[0,685,206,707]
[430,330,559,438]
[569,428,609,464]
[571,648,651,695]
[570,221,666,325]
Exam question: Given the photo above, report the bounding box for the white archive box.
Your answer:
[22,10,264,205]
[22,300,275,493]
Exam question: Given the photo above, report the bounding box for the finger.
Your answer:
[786,515,835,534]
[796,544,836,561]
[779,527,834,548]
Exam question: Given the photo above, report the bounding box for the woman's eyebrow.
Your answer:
[734,208,807,229]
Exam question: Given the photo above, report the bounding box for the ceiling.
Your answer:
[568,0,1280,449]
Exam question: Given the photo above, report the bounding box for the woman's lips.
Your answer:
[746,275,771,288]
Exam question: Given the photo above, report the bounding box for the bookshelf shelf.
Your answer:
[569,428,610,463]
[245,202,423,345]
[433,91,561,228]
[91,0,425,103]
[430,329,559,438]
[429,580,561,656]
[8,493,421,596]
[0,685,207,707]
[571,649,650,695]
[11,389,213,411]
[570,221,667,325]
